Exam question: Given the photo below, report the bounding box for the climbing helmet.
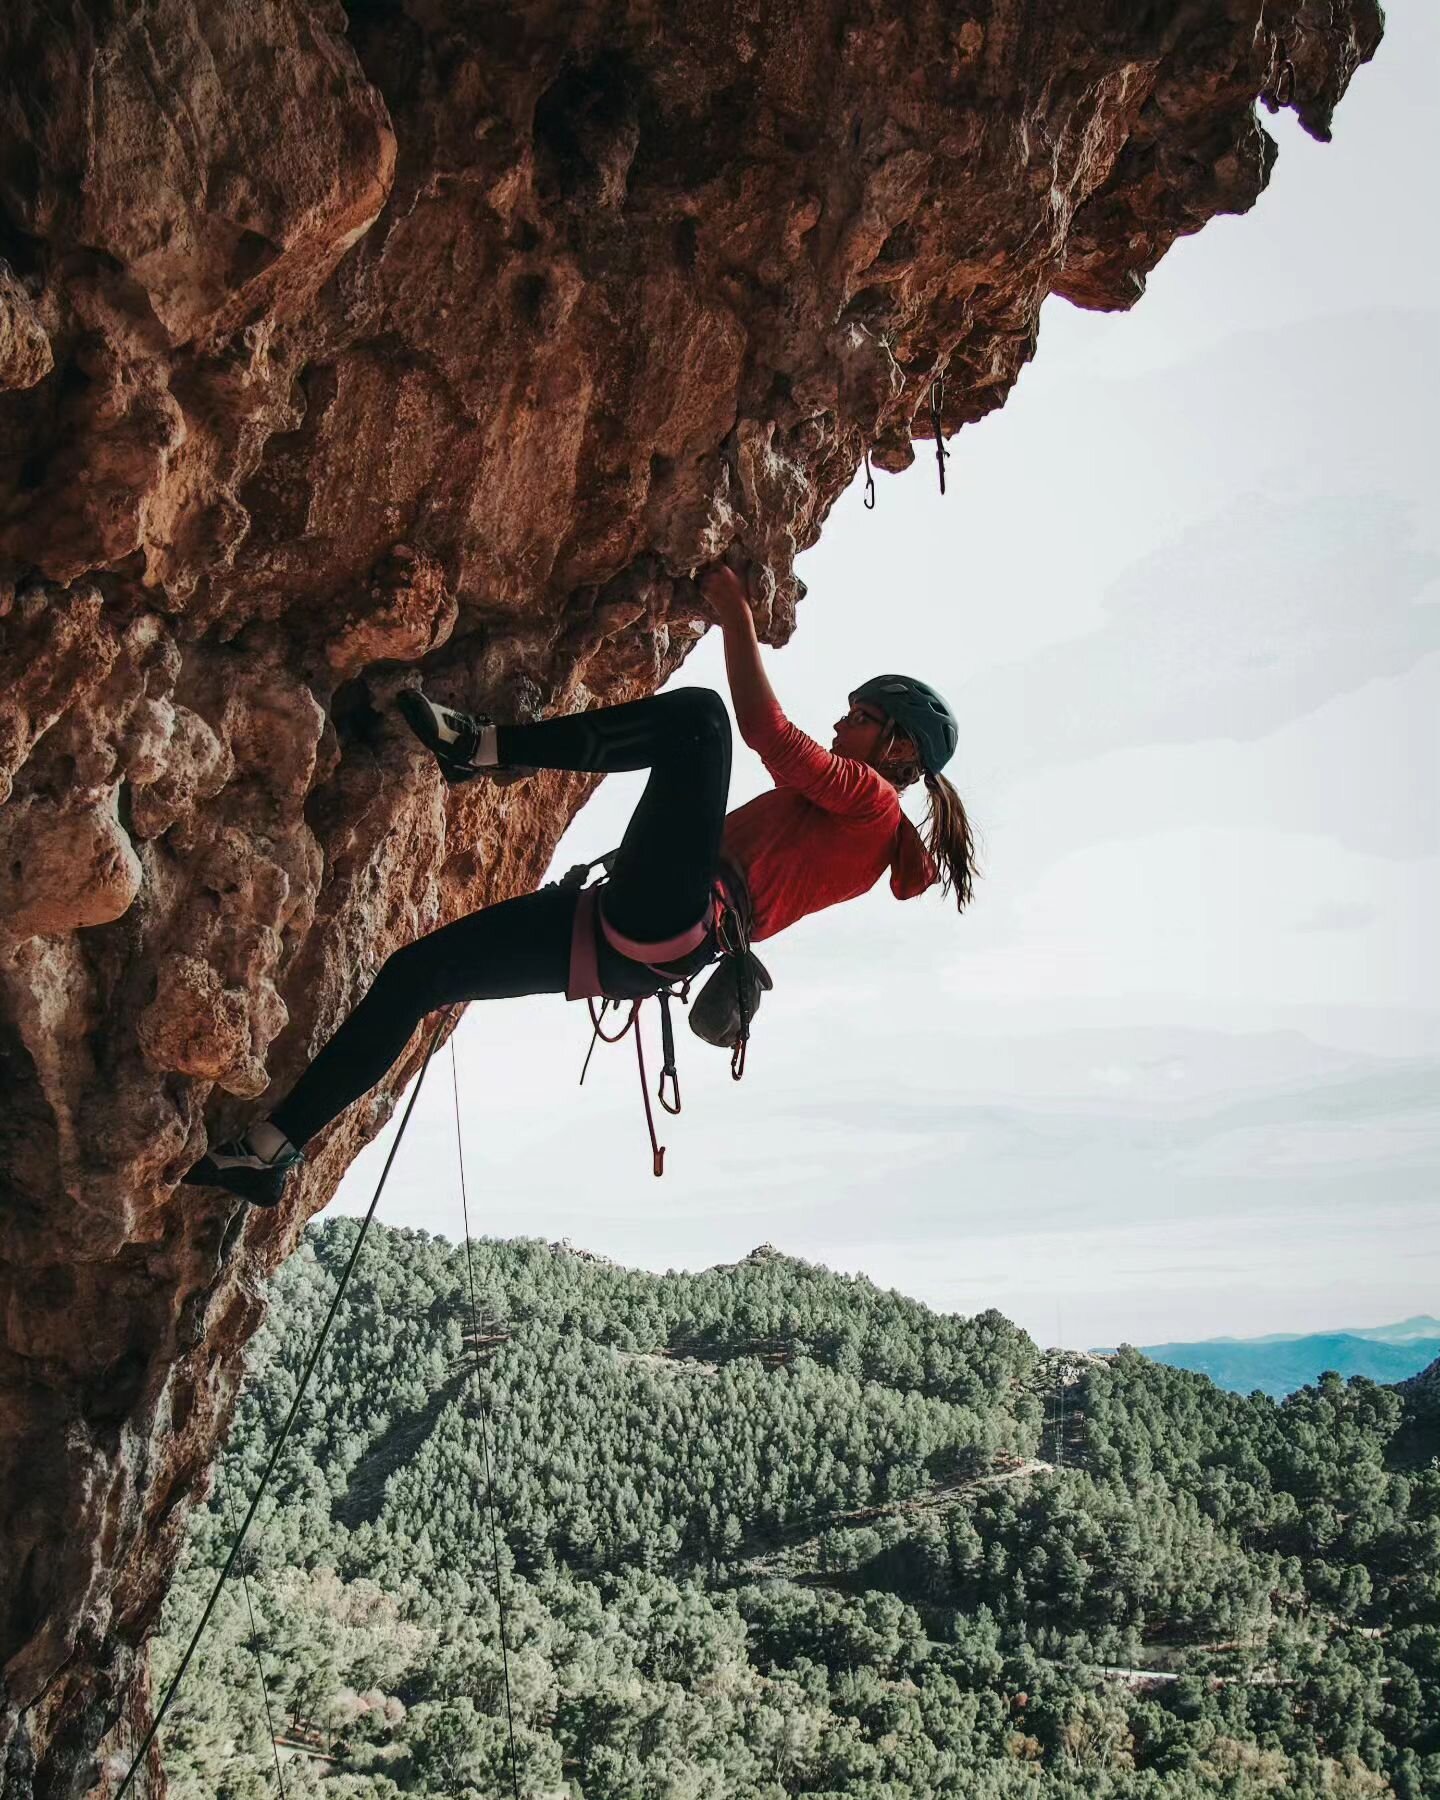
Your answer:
[849,673,958,775]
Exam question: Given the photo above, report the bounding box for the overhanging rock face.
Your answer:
[0,1,1381,1791]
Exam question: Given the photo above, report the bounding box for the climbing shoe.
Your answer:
[396,689,490,784]
[396,688,533,786]
[184,1135,303,1208]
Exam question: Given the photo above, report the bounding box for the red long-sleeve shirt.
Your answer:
[721,698,937,942]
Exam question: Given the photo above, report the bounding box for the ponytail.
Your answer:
[922,769,979,912]
[876,722,979,913]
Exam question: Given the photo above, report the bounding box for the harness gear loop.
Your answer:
[581,996,633,1089]
[929,373,950,496]
[583,993,637,1051]
[863,449,876,510]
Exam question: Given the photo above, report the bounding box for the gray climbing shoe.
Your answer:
[396,689,489,784]
[396,688,533,786]
[184,1137,303,1209]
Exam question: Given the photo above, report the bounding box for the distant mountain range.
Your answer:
[1204,1315,1440,1347]
[1111,1318,1440,1399]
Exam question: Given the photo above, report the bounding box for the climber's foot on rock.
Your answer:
[397,688,484,781]
[397,688,531,787]
[184,1132,302,1209]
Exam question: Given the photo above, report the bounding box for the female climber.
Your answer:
[185,563,978,1206]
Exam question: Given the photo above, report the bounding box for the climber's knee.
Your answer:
[664,686,731,749]
[369,938,447,1027]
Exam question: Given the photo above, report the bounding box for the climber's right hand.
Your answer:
[699,563,751,621]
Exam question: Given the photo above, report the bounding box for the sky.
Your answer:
[329,6,1439,1352]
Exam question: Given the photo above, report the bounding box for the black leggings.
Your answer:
[271,688,732,1148]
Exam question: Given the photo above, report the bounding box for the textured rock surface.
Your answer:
[0,1,1381,1791]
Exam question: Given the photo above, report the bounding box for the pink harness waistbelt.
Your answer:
[599,903,714,964]
[566,886,717,1002]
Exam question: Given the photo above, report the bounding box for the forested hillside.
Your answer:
[154,1224,1440,1799]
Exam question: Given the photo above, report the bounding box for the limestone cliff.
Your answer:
[0,2,1381,1792]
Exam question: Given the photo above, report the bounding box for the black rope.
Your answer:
[222,1483,288,1798]
[449,1038,524,1800]
[118,1008,454,1796]
[863,449,876,510]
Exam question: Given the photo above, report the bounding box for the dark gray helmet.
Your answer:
[850,673,958,775]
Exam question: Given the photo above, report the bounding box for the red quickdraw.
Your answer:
[581,987,688,1178]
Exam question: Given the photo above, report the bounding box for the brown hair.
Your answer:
[877,724,980,913]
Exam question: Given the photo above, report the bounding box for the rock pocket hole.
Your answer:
[513,272,548,325]
[331,677,387,750]
[229,227,277,286]
[533,52,640,200]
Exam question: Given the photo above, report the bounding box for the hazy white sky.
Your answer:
[330,6,1439,1350]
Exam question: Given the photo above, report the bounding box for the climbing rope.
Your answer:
[449,1037,523,1800]
[221,1482,288,1799]
[863,449,876,510]
[117,1008,455,1797]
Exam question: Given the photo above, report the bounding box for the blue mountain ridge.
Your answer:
[1200,1315,1440,1347]
[1098,1326,1440,1400]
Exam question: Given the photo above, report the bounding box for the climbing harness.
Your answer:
[561,852,758,1175]
[118,1009,502,1796]
[863,449,876,510]
[559,850,684,1176]
[929,372,950,496]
